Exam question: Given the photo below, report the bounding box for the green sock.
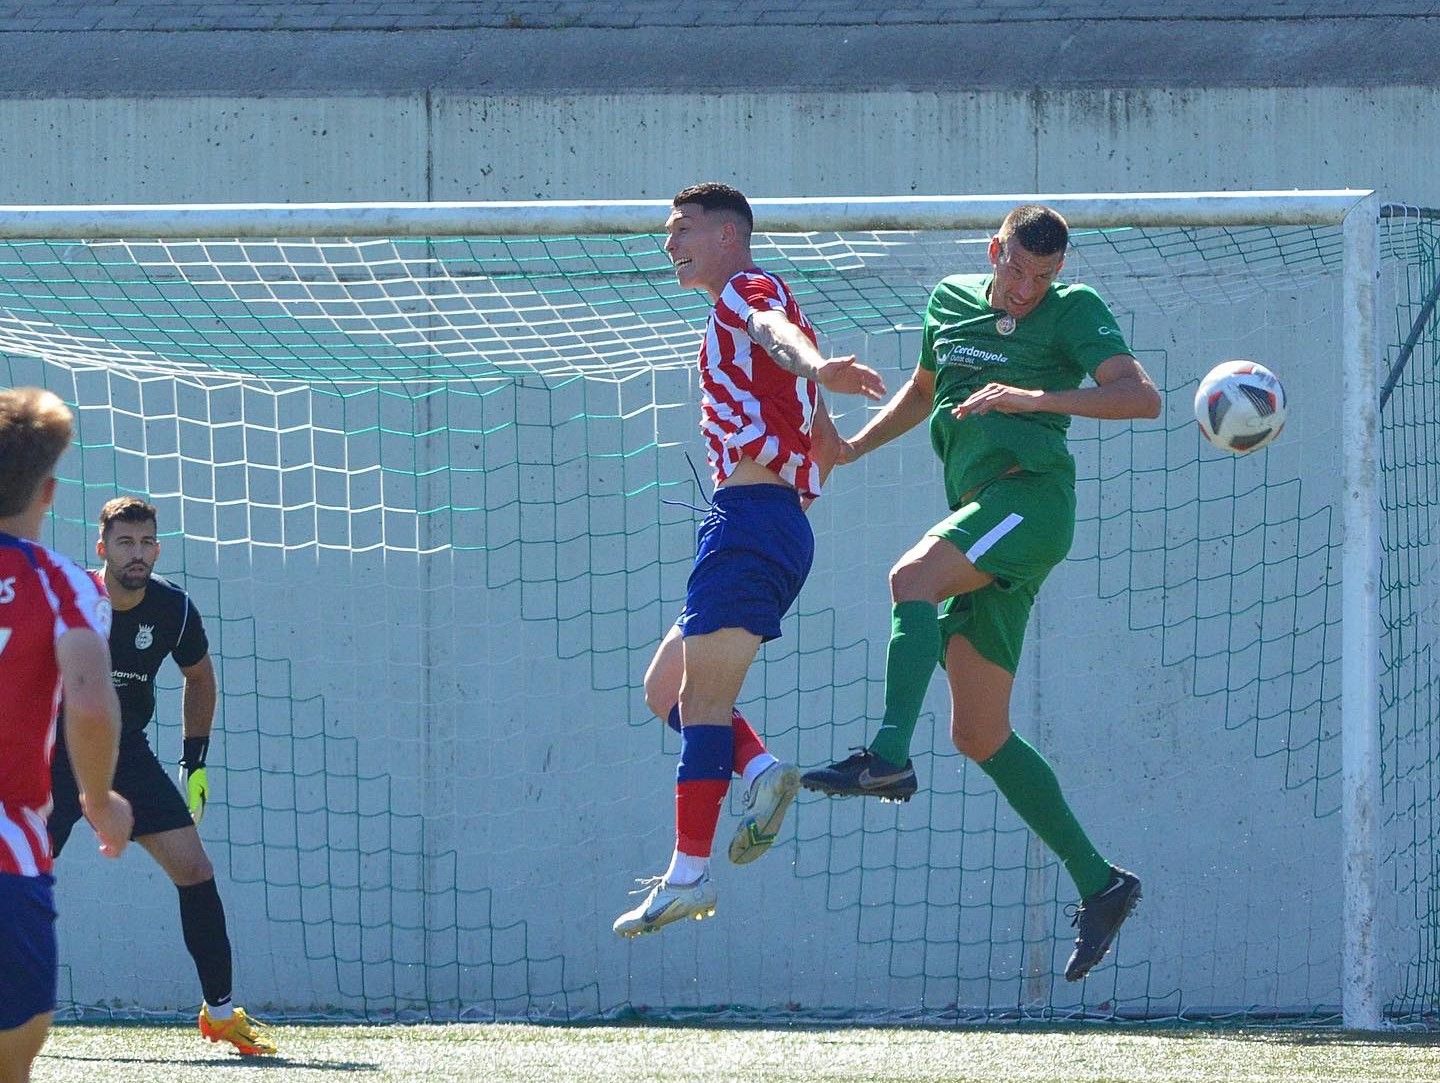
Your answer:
[978,732,1112,898]
[867,600,940,767]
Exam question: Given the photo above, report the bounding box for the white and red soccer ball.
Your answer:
[1193,360,1288,454]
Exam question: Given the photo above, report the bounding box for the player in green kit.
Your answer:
[802,204,1162,982]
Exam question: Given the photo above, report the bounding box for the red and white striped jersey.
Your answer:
[0,532,112,877]
[699,268,822,499]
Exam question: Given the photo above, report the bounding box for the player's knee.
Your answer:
[642,658,682,722]
[950,726,983,761]
[173,853,214,886]
[950,718,1008,762]
[889,557,937,603]
[677,686,738,729]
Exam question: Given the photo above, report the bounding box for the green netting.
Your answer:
[1379,207,1440,1024]
[2,213,1433,1026]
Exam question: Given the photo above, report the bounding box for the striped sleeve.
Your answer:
[716,271,787,329]
[33,546,112,642]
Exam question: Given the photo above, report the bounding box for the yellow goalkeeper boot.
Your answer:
[199,1004,278,1055]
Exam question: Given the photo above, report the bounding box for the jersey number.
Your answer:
[0,628,9,655]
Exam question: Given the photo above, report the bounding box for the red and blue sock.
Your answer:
[667,705,769,779]
[674,721,733,861]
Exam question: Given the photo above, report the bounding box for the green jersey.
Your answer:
[918,273,1130,507]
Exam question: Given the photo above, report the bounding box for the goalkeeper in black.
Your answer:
[48,497,276,1055]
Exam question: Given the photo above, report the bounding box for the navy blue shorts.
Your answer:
[678,483,814,642]
[49,731,192,856]
[0,872,57,1030]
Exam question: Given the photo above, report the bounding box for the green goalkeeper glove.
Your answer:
[180,737,210,825]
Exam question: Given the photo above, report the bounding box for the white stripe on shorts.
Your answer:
[964,512,1024,563]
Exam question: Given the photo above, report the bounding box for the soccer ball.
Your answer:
[1193,360,1288,454]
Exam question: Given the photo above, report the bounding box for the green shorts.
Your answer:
[927,471,1076,674]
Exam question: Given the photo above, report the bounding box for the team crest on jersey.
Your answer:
[995,314,1016,335]
[135,623,154,650]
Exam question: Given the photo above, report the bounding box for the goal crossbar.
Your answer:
[0,189,1375,238]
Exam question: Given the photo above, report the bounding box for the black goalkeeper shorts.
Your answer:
[48,730,194,856]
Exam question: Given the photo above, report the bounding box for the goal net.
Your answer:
[4,193,1434,1028]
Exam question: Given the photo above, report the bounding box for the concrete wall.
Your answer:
[0,87,1435,206]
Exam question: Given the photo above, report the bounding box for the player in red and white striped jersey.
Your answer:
[699,265,824,499]
[614,183,886,938]
[0,541,110,878]
[0,387,129,1083]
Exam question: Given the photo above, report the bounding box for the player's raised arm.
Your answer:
[57,626,131,858]
[841,362,936,463]
[746,309,886,400]
[952,354,1161,422]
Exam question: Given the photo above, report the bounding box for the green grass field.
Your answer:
[34,1022,1440,1083]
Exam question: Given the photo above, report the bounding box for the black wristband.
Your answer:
[181,736,210,770]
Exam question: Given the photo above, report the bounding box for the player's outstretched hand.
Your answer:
[816,356,886,401]
[81,790,134,858]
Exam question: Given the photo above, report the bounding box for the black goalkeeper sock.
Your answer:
[178,878,233,1007]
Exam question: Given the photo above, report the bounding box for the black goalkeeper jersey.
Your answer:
[107,574,209,736]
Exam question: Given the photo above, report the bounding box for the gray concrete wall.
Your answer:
[0,5,1435,206]
[1,86,1436,207]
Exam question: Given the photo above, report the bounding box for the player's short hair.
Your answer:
[99,495,159,538]
[0,387,74,518]
[672,182,754,233]
[998,204,1069,258]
